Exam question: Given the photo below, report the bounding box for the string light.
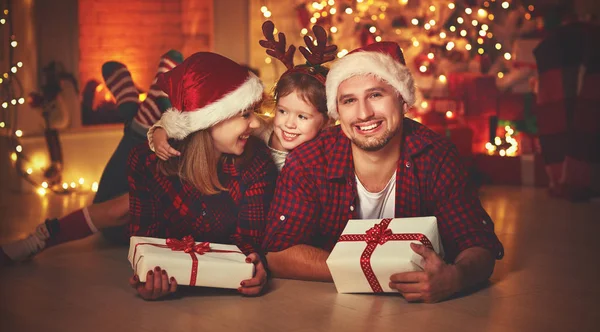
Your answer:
[504,52,512,60]
[439,75,447,83]
[465,8,472,15]
[345,8,353,14]
[502,2,510,9]
[448,3,455,9]
[369,26,377,33]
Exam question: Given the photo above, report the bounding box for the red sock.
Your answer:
[45,208,97,248]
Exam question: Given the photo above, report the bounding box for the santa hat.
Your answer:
[325,42,416,120]
[157,52,263,140]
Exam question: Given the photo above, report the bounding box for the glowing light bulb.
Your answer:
[502,2,509,9]
[465,8,472,15]
[369,26,377,33]
[42,181,48,188]
[427,53,434,59]
[330,26,338,33]
[421,101,429,109]
[345,8,353,14]
[504,52,512,60]
[411,18,419,25]
[79,178,85,185]
[448,3,455,10]
[15,130,23,137]
[439,75,447,83]
[62,183,68,189]
[92,182,99,192]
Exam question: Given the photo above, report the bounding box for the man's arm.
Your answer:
[266,244,333,282]
[453,246,495,291]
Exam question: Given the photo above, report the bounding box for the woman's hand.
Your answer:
[238,253,268,296]
[129,266,178,300]
[153,127,180,160]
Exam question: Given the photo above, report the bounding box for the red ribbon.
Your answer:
[337,218,433,293]
[132,236,242,286]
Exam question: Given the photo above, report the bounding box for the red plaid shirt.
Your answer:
[263,119,504,262]
[128,137,278,255]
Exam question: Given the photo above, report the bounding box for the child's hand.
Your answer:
[153,127,180,160]
[238,253,268,296]
[129,266,177,300]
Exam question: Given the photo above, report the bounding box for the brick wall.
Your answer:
[78,0,212,92]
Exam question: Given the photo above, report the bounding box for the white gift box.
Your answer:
[128,236,254,289]
[326,217,443,294]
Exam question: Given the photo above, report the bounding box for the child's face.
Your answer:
[273,91,326,152]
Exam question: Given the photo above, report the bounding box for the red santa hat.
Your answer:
[156,52,263,140]
[325,42,416,120]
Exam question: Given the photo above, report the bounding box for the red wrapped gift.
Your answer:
[448,73,498,117]
[473,154,548,186]
[428,124,473,156]
[498,93,526,121]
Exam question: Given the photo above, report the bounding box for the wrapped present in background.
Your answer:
[326,217,443,294]
[128,236,253,288]
[448,73,499,117]
[428,124,474,157]
[474,154,548,186]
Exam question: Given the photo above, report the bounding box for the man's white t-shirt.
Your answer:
[355,172,396,219]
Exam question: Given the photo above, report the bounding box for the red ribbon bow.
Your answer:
[166,236,212,255]
[365,223,394,245]
[338,218,434,293]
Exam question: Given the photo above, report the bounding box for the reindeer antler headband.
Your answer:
[259,20,337,85]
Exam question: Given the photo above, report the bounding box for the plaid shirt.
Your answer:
[263,119,504,262]
[128,137,278,255]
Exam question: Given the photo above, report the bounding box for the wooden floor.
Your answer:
[0,186,599,332]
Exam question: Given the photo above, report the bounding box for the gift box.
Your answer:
[448,73,499,117]
[427,124,473,157]
[128,236,253,288]
[326,217,443,294]
[473,153,548,186]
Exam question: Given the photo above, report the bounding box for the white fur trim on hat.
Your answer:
[325,51,416,120]
[159,73,263,140]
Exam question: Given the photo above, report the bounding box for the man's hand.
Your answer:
[238,253,268,296]
[389,243,461,303]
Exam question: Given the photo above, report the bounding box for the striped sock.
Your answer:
[134,50,183,128]
[102,61,139,121]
